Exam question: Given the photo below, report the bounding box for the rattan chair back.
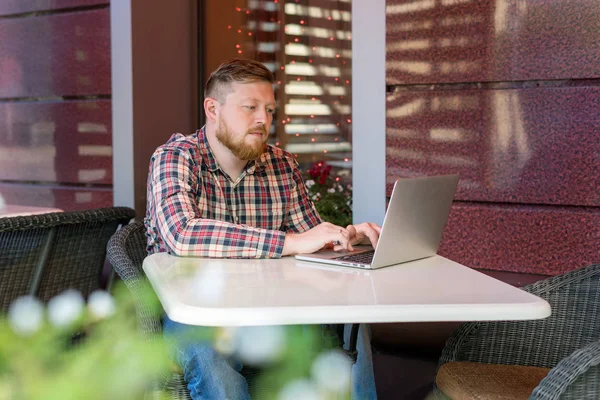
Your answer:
[0,207,135,311]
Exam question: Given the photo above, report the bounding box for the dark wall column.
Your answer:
[111,0,198,217]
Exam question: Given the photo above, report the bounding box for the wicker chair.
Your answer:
[434,263,600,400]
[107,221,263,399]
[0,207,135,311]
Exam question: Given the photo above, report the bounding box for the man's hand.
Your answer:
[346,222,381,248]
[282,222,352,256]
[282,221,382,256]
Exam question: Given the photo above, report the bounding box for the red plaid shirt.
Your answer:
[145,127,322,258]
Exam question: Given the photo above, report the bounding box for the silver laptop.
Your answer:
[295,174,459,269]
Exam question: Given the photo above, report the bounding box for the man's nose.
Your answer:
[255,108,268,124]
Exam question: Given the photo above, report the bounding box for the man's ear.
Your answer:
[204,97,219,123]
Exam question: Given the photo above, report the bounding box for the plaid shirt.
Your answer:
[144,127,322,258]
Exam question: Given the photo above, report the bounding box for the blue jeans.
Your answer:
[163,317,377,400]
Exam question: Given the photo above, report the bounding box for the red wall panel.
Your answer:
[0,1,107,16]
[0,100,112,185]
[386,0,600,84]
[0,183,112,211]
[386,86,600,207]
[0,9,110,98]
[439,203,600,275]
[386,0,600,274]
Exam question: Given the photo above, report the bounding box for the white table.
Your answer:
[0,205,63,217]
[143,253,551,327]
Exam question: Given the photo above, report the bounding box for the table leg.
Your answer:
[346,323,360,363]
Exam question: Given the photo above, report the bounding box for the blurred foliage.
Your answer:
[0,283,169,400]
[305,162,353,227]
[0,281,350,400]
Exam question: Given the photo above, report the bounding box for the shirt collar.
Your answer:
[198,126,269,175]
[198,126,220,172]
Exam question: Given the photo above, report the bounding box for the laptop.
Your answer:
[295,174,459,269]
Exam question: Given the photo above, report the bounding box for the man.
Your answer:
[145,58,381,399]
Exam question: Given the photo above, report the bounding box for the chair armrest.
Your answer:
[530,340,600,400]
[121,276,164,338]
[437,264,600,369]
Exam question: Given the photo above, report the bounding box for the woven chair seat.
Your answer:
[437,361,550,400]
[433,263,600,400]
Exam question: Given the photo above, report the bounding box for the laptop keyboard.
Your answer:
[334,250,375,264]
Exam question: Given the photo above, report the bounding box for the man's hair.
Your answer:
[205,59,274,102]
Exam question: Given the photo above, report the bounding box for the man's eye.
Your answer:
[267,108,275,114]
[245,105,256,110]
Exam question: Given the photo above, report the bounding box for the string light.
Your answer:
[225,1,352,168]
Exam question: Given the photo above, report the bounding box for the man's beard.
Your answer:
[216,116,267,161]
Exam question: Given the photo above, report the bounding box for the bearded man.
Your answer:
[145,59,380,399]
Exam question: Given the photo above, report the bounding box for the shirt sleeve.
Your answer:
[282,158,323,233]
[149,147,286,258]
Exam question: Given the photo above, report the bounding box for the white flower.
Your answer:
[88,290,116,319]
[8,296,44,336]
[234,325,286,365]
[278,379,323,400]
[305,180,315,188]
[311,349,352,393]
[327,188,335,193]
[47,289,85,328]
[214,327,237,355]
